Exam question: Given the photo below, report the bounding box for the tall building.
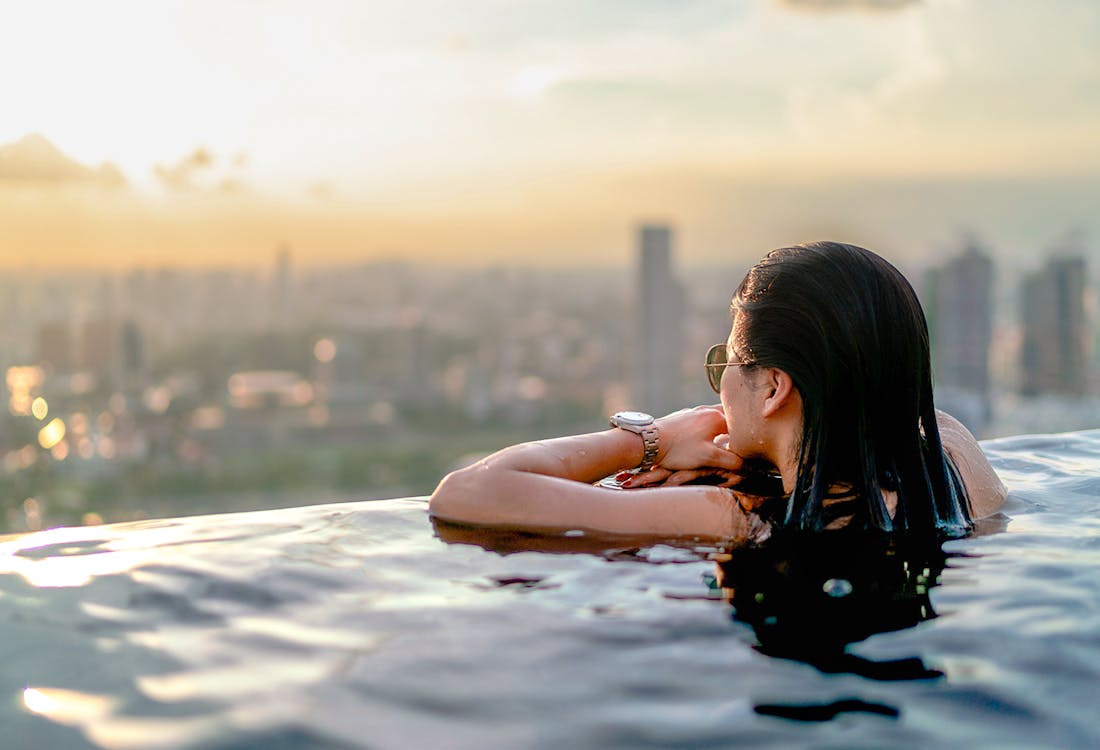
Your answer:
[634,224,685,414]
[120,319,146,390]
[272,245,293,329]
[1020,255,1087,396]
[79,317,120,373]
[35,320,75,372]
[925,242,994,424]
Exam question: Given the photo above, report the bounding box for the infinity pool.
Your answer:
[3,430,1099,748]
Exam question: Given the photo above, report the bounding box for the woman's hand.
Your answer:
[624,405,745,488]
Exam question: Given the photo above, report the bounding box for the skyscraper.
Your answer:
[272,245,293,329]
[35,320,75,372]
[634,224,685,414]
[925,242,994,423]
[1020,255,1087,396]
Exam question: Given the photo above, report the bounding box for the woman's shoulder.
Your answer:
[935,410,1007,519]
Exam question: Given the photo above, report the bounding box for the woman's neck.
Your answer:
[775,435,801,496]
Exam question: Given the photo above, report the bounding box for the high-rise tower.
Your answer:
[1020,255,1087,396]
[272,245,292,329]
[634,224,685,415]
[925,242,994,423]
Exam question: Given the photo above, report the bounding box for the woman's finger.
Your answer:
[714,472,744,488]
[622,466,671,488]
[664,469,708,486]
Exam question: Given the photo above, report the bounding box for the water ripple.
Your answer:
[0,443,1098,748]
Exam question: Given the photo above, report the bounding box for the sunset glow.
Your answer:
[1,0,1097,267]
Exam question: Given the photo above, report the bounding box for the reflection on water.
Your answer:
[437,519,962,721]
[716,533,955,723]
[2,433,1100,748]
[715,533,950,682]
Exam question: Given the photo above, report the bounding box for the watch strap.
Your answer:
[637,423,659,471]
[610,413,660,471]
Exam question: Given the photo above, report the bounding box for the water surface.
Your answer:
[3,430,1100,749]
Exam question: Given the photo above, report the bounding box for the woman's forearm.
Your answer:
[428,429,644,526]
[428,407,744,528]
[457,429,646,486]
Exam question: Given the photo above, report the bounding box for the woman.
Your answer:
[430,242,1005,541]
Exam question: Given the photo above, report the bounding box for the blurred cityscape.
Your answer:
[1,227,1095,532]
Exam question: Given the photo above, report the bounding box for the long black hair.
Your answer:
[731,241,972,536]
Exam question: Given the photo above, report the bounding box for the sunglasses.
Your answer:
[704,343,755,393]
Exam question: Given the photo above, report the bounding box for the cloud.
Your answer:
[0,133,125,188]
[153,147,215,191]
[153,147,253,196]
[776,0,920,12]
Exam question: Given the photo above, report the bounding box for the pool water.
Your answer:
[3,430,1100,749]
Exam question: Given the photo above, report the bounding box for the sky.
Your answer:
[0,0,1098,269]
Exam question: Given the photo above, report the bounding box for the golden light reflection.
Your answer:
[22,686,117,725]
[143,386,172,414]
[228,371,313,408]
[23,497,42,531]
[31,396,49,420]
[50,440,70,461]
[78,438,95,460]
[0,526,145,588]
[313,337,336,362]
[136,657,335,703]
[6,365,44,391]
[38,418,66,449]
[9,393,33,416]
[6,366,42,416]
[70,412,90,436]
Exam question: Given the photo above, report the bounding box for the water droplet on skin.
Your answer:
[822,578,854,598]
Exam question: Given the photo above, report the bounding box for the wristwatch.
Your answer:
[609,411,659,471]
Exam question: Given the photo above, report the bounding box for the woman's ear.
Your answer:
[761,368,796,418]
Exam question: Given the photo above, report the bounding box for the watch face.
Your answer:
[614,411,653,426]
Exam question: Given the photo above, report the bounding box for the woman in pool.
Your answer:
[430,241,1005,541]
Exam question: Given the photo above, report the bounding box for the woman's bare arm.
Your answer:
[936,410,1007,519]
[429,407,752,538]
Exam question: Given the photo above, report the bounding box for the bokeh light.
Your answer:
[31,397,48,420]
[38,418,67,450]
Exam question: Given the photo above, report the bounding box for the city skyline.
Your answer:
[2,227,1099,533]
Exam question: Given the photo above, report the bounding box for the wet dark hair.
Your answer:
[731,241,972,536]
